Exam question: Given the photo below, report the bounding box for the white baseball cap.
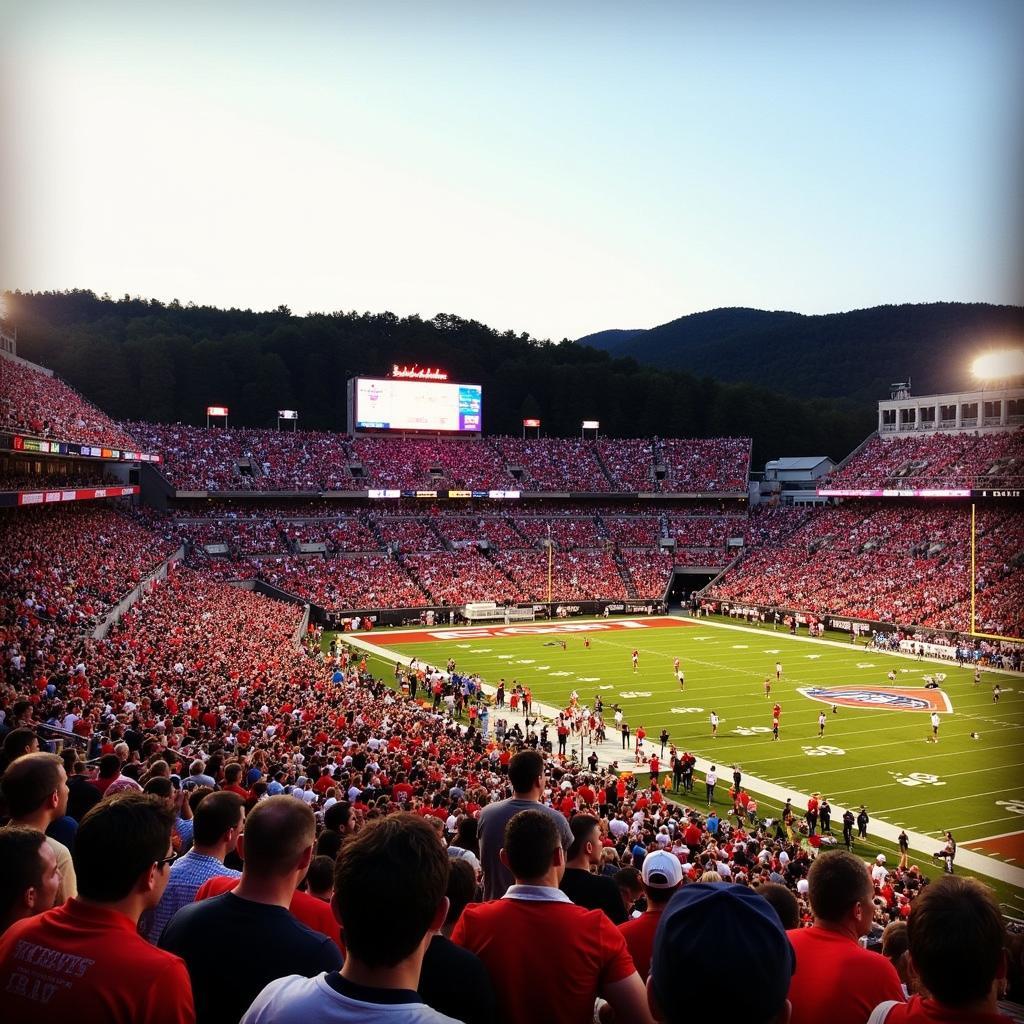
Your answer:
[642,850,684,889]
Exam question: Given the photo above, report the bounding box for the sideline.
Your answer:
[342,627,1024,892]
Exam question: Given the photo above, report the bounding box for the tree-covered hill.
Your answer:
[577,302,1024,403]
[3,289,878,466]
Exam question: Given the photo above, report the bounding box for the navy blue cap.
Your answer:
[651,882,796,1023]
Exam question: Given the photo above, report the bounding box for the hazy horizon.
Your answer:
[3,1,1022,342]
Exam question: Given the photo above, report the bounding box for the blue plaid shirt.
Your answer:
[143,851,240,944]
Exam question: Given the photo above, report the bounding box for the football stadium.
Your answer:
[2,5,1024,1024]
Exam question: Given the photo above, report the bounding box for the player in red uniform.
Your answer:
[631,649,639,672]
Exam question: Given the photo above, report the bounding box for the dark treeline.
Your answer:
[3,289,875,466]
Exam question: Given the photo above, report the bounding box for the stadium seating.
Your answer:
[0,355,140,449]
[707,502,1024,636]
[830,430,1024,489]
[123,423,753,494]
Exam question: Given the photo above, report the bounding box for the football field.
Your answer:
[339,614,1024,904]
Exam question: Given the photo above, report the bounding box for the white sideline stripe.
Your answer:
[345,631,1024,891]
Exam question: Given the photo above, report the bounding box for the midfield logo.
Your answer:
[798,686,952,713]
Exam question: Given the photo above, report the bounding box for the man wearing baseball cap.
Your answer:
[619,850,684,981]
[647,882,795,1023]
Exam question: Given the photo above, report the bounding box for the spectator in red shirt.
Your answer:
[647,882,795,1024]
[0,827,61,935]
[870,876,1009,1024]
[618,849,683,981]
[0,792,195,1024]
[452,809,653,1024]
[787,850,905,1024]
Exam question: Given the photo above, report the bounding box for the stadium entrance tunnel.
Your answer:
[667,568,719,604]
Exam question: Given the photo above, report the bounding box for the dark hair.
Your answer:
[0,827,47,924]
[504,809,560,881]
[567,814,600,860]
[882,920,909,962]
[908,876,1005,1006]
[74,794,175,902]
[305,855,335,895]
[241,796,314,875]
[324,800,352,832]
[444,856,477,928]
[192,792,244,846]
[224,763,243,783]
[1,753,63,817]
[807,849,871,923]
[143,777,173,799]
[614,866,643,895]
[508,750,544,794]
[758,882,801,930]
[97,753,122,778]
[454,816,479,856]
[317,829,344,860]
[2,728,37,763]
[333,813,449,967]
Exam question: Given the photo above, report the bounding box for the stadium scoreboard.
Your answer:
[347,376,482,435]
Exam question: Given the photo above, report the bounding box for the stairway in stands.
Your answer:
[613,551,639,599]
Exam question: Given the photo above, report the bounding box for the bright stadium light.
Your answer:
[971,349,1024,381]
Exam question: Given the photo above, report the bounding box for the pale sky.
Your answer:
[2,0,1022,341]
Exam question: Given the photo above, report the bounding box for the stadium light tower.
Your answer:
[971,349,1024,385]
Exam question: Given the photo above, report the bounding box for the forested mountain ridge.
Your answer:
[0,289,917,466]
[577,302,1024,402]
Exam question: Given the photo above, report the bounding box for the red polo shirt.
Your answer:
[0,899,194,1024]
[618,908,663,981]
[452,887,635,1024]
[787,926,904,1024]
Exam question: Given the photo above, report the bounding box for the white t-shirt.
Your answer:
[240,972,461,1024]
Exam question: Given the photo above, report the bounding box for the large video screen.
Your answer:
[354,378,482,433]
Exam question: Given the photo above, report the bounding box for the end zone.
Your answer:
[363,616,693,646]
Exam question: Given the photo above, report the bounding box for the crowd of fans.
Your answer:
[1,552,1019,1023]
[122,422,752,495]
[0,463,122,493]
[0,355,141,450]
[707,503,1024,636]
[831,430,1024,489]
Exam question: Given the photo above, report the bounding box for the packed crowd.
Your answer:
[0,355,141,450]
[1,557,1019,1023]
[0,463,121,493]
[831,430,1024,489]
[122,422,752,494]
[707,503,1024,636]
[0,504,177,627]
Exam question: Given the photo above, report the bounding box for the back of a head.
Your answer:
[758,882,801,930]
[241,795,315,875]
[567,813,599,860]
[881,920,909,961]
[651,883,795,1024]
[192,791,244,847]
[2,728,37,763]
[508,750,544,795]
[98,753,122,778]
[305,855,335,895]
[807,849,870,923]
[1,752,62,817]
[504,809,560,882]
[143,777,173,799]
[334,813,449,967]
[908,875,1005,1007]
[0,827,48,928]
[75,793,175,902]
[444,856,477,929]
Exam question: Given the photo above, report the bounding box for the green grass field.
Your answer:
[333,614,1024,908]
